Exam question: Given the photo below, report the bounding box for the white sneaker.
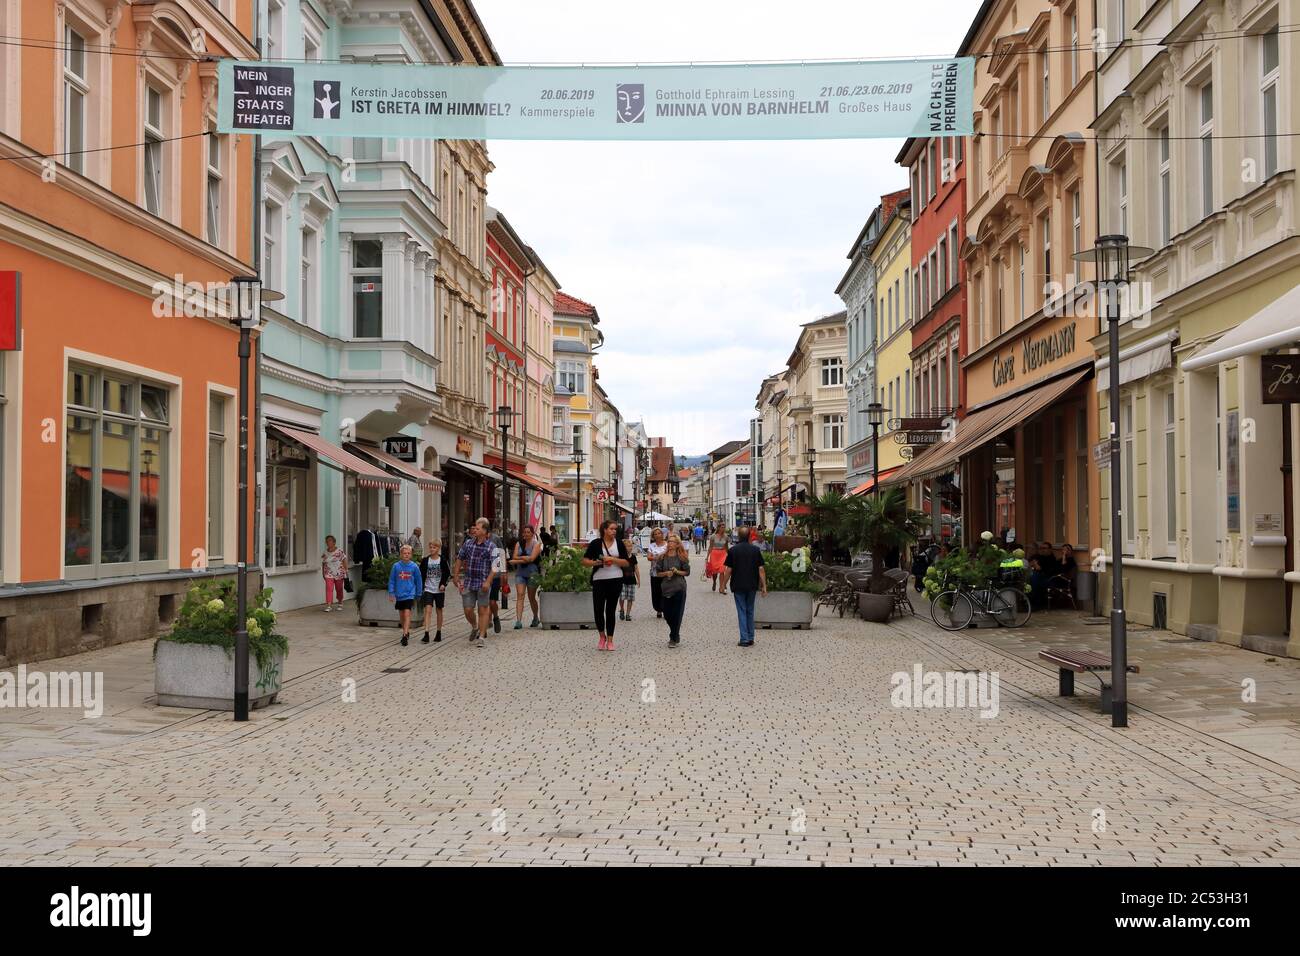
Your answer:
[335,604,345,611]
[324,605,333,613]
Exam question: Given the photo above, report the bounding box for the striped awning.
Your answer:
[269,425,400,490]
[885,368,1089,486]
[346,442,445,492]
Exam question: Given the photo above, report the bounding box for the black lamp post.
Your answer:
[1073,233,1153,729]
[865,401,886,498]
[571,442,586,541]
[492,404,514,535]
[228,276,281,722]
[805,447,817,501]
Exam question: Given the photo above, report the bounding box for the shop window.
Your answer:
[993,437,1016,544]
[264,431,311,571]
[208,394,227,564]
[1053,413,1067,544]
[266,464,307,570]
[1122,395,1136,551]
[65,366,170,578]
[1164,391,1177,551]
[1075,407,1089,549]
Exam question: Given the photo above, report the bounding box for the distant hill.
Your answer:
[675,454,709,469]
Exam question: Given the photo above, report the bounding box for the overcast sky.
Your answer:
[476,0,972,456]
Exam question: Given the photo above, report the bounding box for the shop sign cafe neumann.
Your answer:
[991,320,1077,389]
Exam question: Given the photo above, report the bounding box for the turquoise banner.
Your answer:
[217,58,974,141]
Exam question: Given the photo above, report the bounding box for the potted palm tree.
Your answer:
[798,491,850,564]
[842,488,927,622]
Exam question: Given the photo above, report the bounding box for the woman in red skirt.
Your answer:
[705,524,730,594]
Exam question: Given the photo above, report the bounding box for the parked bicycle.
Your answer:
[930,570,1032,631]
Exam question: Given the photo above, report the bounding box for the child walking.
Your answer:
[321,535,348,611]
[419,541,449,643]
[619,540,641,621]
[388,544,423,646]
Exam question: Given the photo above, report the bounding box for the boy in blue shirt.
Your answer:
[388,544,423,646]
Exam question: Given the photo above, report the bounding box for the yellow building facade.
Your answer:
[870,197,914,476]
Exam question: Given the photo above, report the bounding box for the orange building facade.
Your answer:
[0,0,257,664]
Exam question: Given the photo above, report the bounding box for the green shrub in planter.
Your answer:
[156,579,287,672]
[764,547,821,594]
[536,546,591,593]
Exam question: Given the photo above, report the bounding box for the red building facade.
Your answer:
[484,220,529,535]
[899,135,968,419]
[897,134,968,543]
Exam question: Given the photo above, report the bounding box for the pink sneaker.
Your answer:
[606,636,615,651]
[598,633,608,651]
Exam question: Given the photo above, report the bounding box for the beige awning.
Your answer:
[886,369,1089,485]
[1182,284,1300,371]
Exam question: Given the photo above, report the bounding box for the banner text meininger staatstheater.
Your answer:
[216,58,974,140]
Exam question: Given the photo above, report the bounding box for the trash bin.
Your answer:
[1075,570,1097,608]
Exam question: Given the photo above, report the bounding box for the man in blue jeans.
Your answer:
[720,526,767,647]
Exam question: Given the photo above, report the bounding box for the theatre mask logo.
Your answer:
[314,80,342,119]
[615,83,645,123]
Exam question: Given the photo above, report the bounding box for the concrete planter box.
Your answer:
[755,590,815,629]
[539,590,592,629]
[154,641,285,711]
[358,588,401,627]
[857,592,894,623]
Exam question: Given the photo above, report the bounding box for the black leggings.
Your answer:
[592,579,622,635]
[662,590,686,641]
[649,574,663,613]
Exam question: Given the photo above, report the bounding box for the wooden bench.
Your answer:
[1039,649,1139,714]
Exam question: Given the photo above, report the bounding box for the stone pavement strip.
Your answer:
[1,589,1300,866]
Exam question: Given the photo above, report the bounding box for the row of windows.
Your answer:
[911,136,965,215]
[1106,26,1281,247]
[915,223,961,321]
[56,17,230,246]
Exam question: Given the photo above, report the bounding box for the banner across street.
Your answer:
[217,58,975,140]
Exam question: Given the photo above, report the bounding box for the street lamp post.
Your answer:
[865,401,886,499]
[1073,234,1153,729]
[805,447,817,501]
[492,405,513,535]
[228,277,281,722]
[571,443,587,543]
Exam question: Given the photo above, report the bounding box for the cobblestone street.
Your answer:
[2,588,1300,866]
